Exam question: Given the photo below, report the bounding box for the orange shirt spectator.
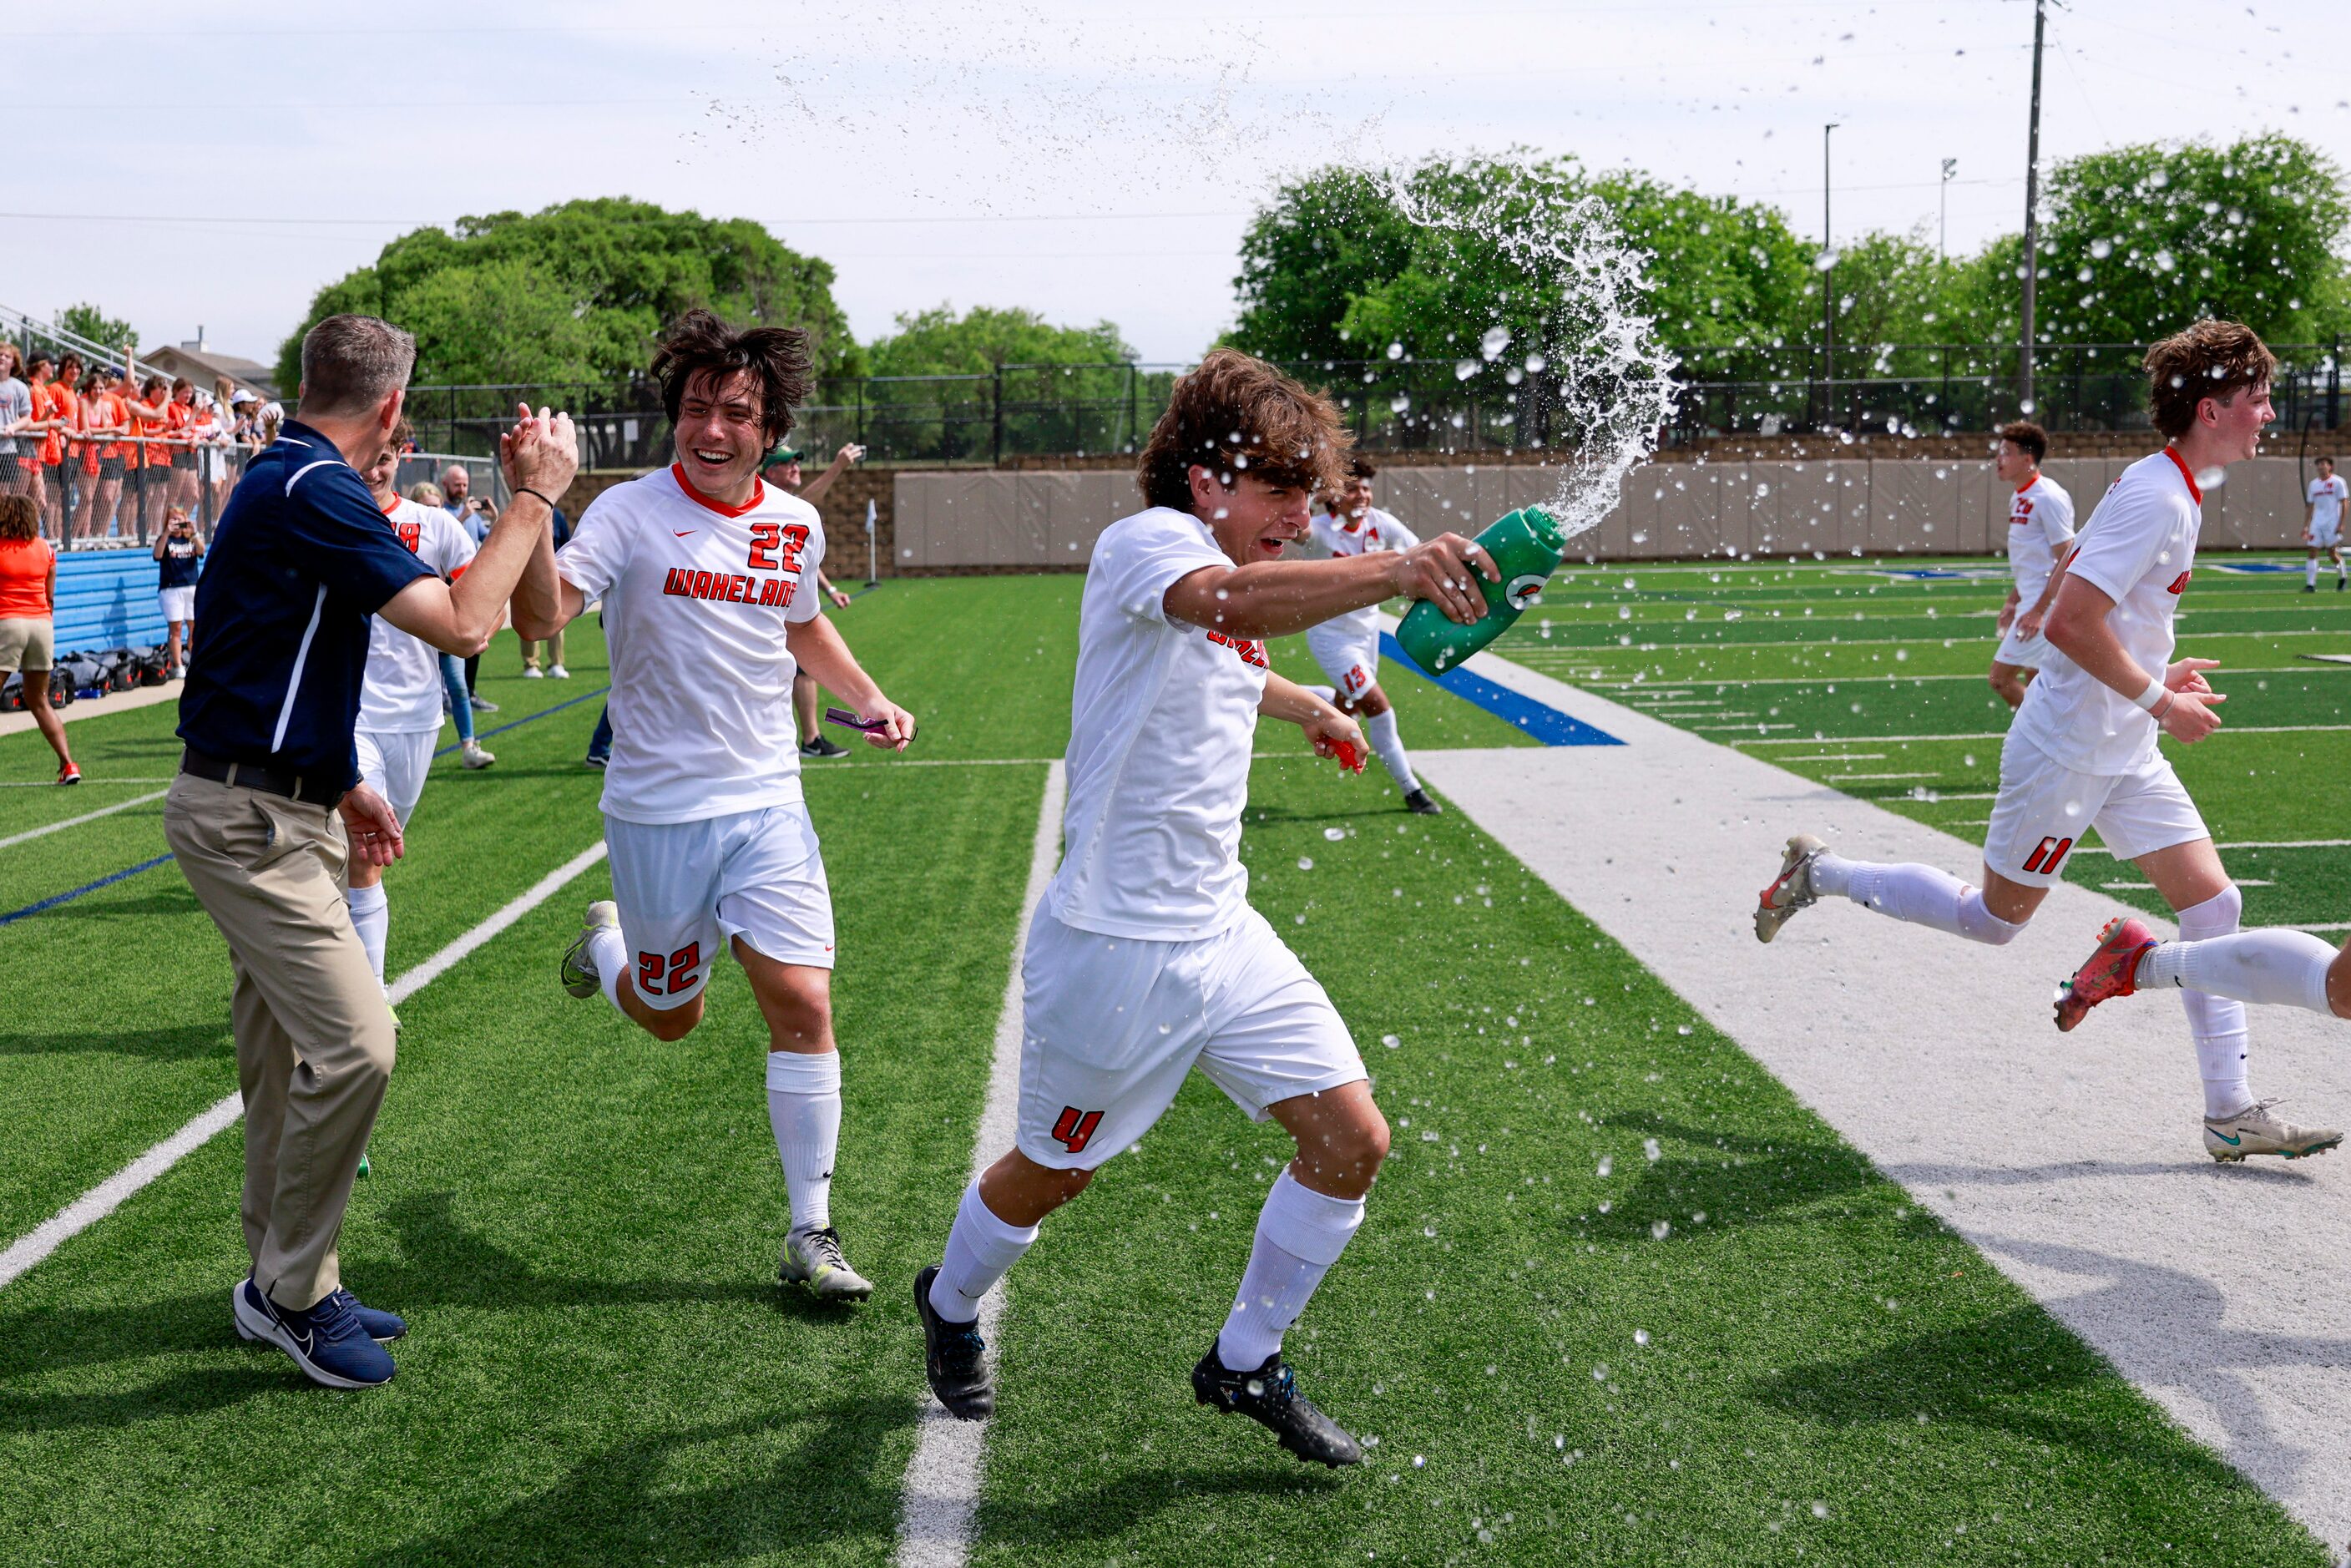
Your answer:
[46,379,78,469]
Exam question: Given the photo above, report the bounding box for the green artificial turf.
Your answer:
[967,751,2326,1567]
[0,573,2335,1566]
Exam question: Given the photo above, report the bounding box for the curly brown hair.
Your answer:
[1996,420,2048,464]
[1137,348,1352,513]
[651,309,812,446]
[0,494,38,542]
[2145,321,2276,441]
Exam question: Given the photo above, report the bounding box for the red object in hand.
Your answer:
[1332,740,1364,774]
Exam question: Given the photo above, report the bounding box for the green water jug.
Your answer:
[1395,505,1567,674]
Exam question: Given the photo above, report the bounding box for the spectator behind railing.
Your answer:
[0,344,31,505]
[0,493,78,782]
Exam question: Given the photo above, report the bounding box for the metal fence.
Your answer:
[13,437,503,551]
[394,341,2347,469]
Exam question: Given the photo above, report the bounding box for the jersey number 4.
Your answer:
[1050,1105,1104,1154]
[747,521,810,574]
[637,942,703,997]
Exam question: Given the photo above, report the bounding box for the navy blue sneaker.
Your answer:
[232,1278,398,1387]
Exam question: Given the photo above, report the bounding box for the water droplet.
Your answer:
[1643,1138,1662,1162]
[1634,1328,1651,1347]
[1596,1155,1613,1177]
[1651,1219,1672,1240]
[1297,856,1314,871]
[1322,827,1345,841]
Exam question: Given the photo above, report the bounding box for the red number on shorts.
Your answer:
[635,942,704,997]
[1050,1106,1105,1154]
[2022,835,2075,874]
[747,521,781,572]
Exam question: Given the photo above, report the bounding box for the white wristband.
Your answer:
[2131,677,2167,712]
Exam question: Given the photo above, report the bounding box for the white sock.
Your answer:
[928,1180,1039,1324]
[766,1050,842,1233]
[2137,928,2338,1015]
[1817,857,2025,946]
[346,883,388,989]
[1216,1171,1366,1372]
[2174,888,2252,1119]
[588,924,627,1013]
[2308,558,2320,587]
[1364,709,1418,794]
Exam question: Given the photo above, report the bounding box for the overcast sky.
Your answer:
[2,0,2342,372]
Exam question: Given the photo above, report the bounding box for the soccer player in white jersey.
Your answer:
[912,350,1496,1465]
[1756,321,2341,1163]
[515,311,916,1301]
[1301,455,1441,815]
[2302,455,2345,592]
[351,423,493,1020]
[1986,420,2075,710]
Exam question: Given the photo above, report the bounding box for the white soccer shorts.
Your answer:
[2310,518,2342,549]
[603,803,835,1011]
[1982,731,2209,887]
[157,586,196,623]
[1305,621,1381,704]
[1014,905,1367,1171]
[1990,622,2048,670]
[354,727,437,827]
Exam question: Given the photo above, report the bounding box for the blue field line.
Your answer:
[0,853,175,928]
[1380,631,1624,747]
[434,685,612,758]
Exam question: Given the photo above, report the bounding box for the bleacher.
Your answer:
[55,549,176,650]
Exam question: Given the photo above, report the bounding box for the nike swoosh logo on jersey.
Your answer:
[674,530,695,537]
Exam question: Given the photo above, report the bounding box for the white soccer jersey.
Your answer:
[1303,506,1418,640]
[359,498,478,735]
[2308,474,2346,531]
[2010,448,2202,776]
[2005,473,2075,607]
[1046,506,1267,941]
[556,463,827,825]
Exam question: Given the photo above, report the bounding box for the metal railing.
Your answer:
[8,436,502,550]
[392,342,2345,468]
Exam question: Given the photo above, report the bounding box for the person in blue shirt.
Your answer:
[164,312,577,1391]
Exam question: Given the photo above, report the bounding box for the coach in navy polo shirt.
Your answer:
[165,313,576,1391]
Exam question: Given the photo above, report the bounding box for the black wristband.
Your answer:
[517,486,558,510]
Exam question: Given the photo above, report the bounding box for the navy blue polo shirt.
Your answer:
[177,419,433,791]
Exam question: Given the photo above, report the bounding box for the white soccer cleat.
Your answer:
[549,664,569,680]
[561,900,619,999]
[1754,833,1827,943]
[460,741,496,770]
[2203,1100,2344,1164]
[781,1226,874,1302]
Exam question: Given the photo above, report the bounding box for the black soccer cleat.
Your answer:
[915,1266,993,1420]
[1191,1340,1363,1467]
[1402,788,1443,817]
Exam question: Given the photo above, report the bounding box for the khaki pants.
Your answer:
[522,628,564,671]
[164,772,393,1311]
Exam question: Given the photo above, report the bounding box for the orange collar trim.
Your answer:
[671,462,765,518]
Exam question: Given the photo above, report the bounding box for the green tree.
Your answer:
[2035,134,2351,346]
[865,305,1135,375]
[57,302,136,354]
[276,197,860,389]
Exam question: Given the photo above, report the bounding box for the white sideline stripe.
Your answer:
[1737,723,2351,747]
[1579,665,2348,690]
[0,789,166,851]
[0,777,175,787]
[0,840,609,1292]
[894,760,1064,1568]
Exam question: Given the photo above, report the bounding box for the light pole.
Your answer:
[1822,122,1838,430]
[2020,0,2046,414]
[1939,158,1958,261]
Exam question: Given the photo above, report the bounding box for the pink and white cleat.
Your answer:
[2053,916,2157,1032]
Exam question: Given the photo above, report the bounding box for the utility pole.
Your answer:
[2020,0,2046,414]
[1939,158,1957,261]
[1822,122,1838,430]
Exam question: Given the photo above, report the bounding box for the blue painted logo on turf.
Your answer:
[1380,632,1622,747]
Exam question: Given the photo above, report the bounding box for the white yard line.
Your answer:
[1738,723,2351,747]
[1414,643,2351,1550]
[1828,771,1935,781]
[0,789,167,851]
[0,778,174,787]
[1575,666,2348,689]
[894,761,1064,1568]
[0,841,609,1291]
[2071,838,2351,857]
